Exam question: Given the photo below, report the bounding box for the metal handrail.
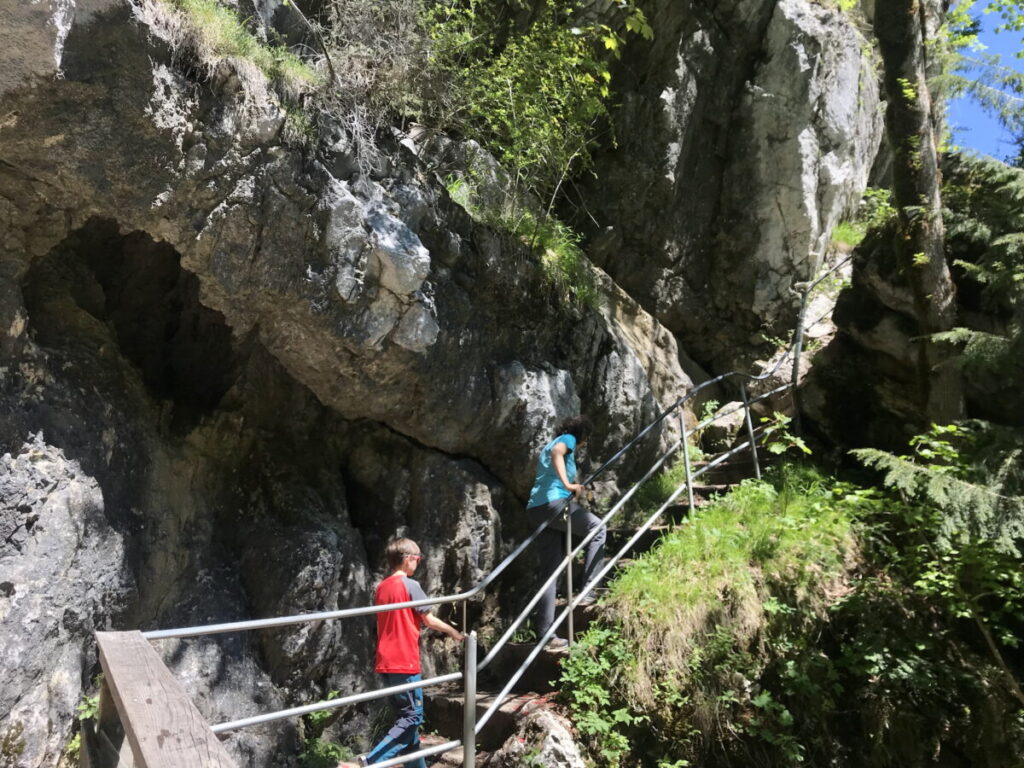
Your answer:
[145,290,811,644]
[143,501,572,641]
[479,437,683,670]
[207,380,787,753]
[471,384,788,736]
[135,260,833,765]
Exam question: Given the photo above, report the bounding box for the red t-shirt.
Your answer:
[374,573,431,674]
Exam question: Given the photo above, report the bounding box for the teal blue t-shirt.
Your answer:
[527,434,577,508]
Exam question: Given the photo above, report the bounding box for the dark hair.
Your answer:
[384,537,420,569]
[558,415,592,441]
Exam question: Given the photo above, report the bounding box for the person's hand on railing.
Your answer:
[424,613,465,642]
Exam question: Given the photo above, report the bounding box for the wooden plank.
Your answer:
[91,677,130,768]
[80,720,135,768]
[96,631,236,768]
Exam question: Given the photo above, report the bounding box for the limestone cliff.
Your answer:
[0,0,881,765]
[581,0,882,372]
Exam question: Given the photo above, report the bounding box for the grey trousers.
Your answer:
[526,499,606,638]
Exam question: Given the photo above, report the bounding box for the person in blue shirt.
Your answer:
[525,415,605,649]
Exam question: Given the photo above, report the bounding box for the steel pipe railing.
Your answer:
[478,438,682,670]
[210,672,463,734]
[472,385,789,734]
[136,256,829,757]
[206,378,791,738]
[143,500,572,642]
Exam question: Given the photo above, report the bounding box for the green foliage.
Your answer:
[935,2,1024,140]
[76,690,100,722]
[425,0,650,207]
[831,219,867,247]
[562,468,859,766]
[558,625,642,764]
[934,155,1024,407]
[852,423,1024,725]
[64,677,103,763]
[296,691,354,768]
[986,0,1024,55]
[303,690,341,733]
[853,421,1024,554]
[162,0,321,96]
[862,187,898,229]
[759,412,812,456]
[619,460,684,524]
[424,0,655,306]
[298,738,355,768]
[561,461,1024,767]
[444,174,598,305]
[831,188,895,250]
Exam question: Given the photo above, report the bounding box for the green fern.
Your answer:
[852,422,1024,555]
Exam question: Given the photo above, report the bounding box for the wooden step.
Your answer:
[424,684,556,750]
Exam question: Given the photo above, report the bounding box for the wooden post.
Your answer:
[95,631,237,768]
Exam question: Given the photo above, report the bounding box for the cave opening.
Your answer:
[21,217,237,430]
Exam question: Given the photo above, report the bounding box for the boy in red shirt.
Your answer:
[344,538,464,768]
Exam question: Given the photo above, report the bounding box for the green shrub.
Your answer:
[425,0,650,207]
[617,459,692,528]
[445,174,598,305]
[562,468,859,766]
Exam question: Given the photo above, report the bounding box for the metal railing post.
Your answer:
[790,275,812,436]
[564,505,574,644]
[463,631,477,768]
[740,383,761,480]
[462,602,467,635]
[680,410,695,512]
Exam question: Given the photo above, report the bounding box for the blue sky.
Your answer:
[946,9,1024,161]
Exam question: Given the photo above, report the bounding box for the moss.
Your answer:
[1,722,26,767]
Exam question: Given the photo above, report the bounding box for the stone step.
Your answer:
[419,732,468,767]
[424,683,556,751]
[693,455,776,484]
[479,638,570,694]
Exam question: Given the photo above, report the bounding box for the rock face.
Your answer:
[0,1,700,765]
[489,708,588,768]
[580,0,883,372]
[0,0,883,765]
[803,156,1024,449]
[0,438,133,768]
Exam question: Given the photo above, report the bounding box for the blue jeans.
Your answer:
[364,673,426,768]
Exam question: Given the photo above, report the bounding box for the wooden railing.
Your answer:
[81,632,236,767]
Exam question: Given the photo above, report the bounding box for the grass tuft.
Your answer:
[139,0,321,109]
[604,467,857,710]
[830,219,867,247]
[446,174,598,306]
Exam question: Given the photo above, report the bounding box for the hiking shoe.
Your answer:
[545,637,569,651]
[578,587,608,606]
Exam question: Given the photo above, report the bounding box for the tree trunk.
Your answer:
[875,0,964,424]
